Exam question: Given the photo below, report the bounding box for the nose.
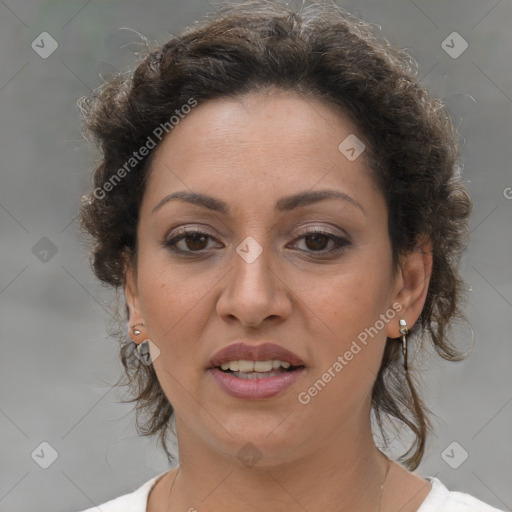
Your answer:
[216,241,292,328]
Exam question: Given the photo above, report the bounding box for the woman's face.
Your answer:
[125,90,422,465]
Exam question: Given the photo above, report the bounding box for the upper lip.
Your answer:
[209,342,305,369]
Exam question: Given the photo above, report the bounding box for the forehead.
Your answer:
[142,90,380,212]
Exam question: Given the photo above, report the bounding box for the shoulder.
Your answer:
[418,477,505,512]
[73,470,168,512]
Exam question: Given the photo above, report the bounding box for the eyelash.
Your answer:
[162,227,351,256]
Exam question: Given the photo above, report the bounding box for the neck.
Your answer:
[162,418,390,512]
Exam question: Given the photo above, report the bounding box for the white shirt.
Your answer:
[76,470,504,512]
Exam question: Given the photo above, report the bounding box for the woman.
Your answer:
[76,1,503,510]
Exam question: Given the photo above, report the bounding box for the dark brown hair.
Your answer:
[79,0,472,470]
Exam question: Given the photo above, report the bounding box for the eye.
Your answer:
[163,227,350,256]
[289,229,350,254]
[163,228,222,254]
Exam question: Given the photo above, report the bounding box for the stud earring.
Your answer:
[399,319,409,372]
[130,323,145,341]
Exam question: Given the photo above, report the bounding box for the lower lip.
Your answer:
[208,367,306,399]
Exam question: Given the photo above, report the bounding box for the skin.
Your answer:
[124,89,433,512]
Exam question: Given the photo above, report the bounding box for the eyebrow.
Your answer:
[151,189,365,215]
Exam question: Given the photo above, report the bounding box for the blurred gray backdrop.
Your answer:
[0,0,511,511]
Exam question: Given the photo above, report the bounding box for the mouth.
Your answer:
[208,342,306,399]
[216,359,304,379]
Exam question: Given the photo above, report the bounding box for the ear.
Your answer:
[124,255,144,329]
[386,236,433,338]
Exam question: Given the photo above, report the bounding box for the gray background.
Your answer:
[0,0,510,511]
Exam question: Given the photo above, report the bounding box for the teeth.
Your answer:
[238,360,255,372]
[231,370,283,379]
[254,360,273,372]
[219,359,293,372]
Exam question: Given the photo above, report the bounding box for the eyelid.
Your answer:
[164,226,222,245]
[166,225,222,240]
[169,226,212,236]
[292,224,350,241]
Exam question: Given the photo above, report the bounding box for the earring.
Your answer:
[129,323,153,365]
[135,338,151,364]
[129,323,145,342]
[399,319,409,372]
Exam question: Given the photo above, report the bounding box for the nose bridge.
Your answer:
[232,234,274,301]
[216,233,291,326]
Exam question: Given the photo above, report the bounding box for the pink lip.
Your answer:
[208,367,306,399]
[209,342,305,368]
[208,342,306,400]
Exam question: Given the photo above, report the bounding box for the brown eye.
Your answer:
[164,230,221,254]
[184,233,209,251]
[290,229,351,255]
[304,233,329,251]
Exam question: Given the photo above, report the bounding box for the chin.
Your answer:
[199,411,311,466]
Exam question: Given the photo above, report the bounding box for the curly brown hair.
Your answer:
[79,0,472,470]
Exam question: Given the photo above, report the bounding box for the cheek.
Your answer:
[301,252,394,340]
[136,238,200,314]
[135,247,225,376]
[294,248,395,403]
[136,264,210,407]
[135,249,193,339]
[295,272,393,424]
